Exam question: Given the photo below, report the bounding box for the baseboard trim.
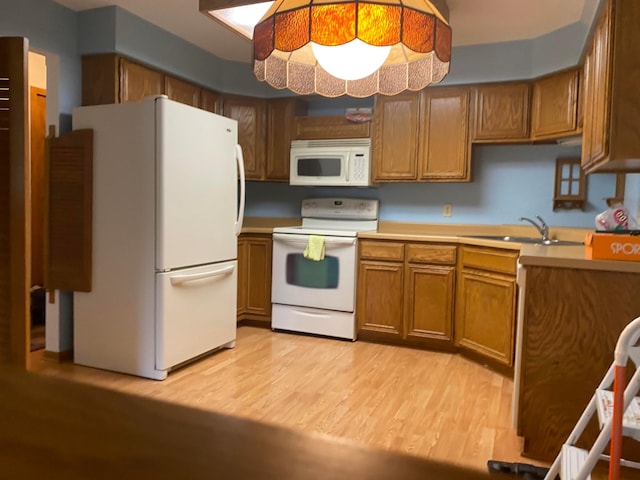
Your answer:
[43,349,73,362]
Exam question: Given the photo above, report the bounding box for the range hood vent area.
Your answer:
[556,135,582,147]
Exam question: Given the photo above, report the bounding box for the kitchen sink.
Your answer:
[463,235,584,246]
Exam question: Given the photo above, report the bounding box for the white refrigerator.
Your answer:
[72,95,245,380]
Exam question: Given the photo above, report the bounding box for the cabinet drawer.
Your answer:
[406,244,456,265]
[461,246,518,275]
[359,241,404,261]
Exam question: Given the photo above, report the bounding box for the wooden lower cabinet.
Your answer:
[237,234,272,325]
[405,264,455,343]
[357,260,404,337]
[454,246,518,368]
[357,240,456,349]
[517,265,640,462]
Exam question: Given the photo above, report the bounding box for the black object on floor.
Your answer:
[31,287,46,326]
[487,460,552,480]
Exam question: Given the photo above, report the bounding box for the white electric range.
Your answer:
[271,198,379,340]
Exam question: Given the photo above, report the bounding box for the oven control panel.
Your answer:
[301,198,379,220]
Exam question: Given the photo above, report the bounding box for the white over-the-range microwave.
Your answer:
[289,138,372,187]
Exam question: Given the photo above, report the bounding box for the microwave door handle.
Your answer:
[345,153,350,182]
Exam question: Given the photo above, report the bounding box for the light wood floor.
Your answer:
[30,326,548,472]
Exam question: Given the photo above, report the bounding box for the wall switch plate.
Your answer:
[443,204,453,217]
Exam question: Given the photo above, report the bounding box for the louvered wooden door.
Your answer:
[45,129,93,292]
[0,37,29,367]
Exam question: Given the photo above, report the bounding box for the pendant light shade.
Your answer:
[253,0,452,97]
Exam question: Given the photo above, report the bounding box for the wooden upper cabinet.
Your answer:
[372,92,420,181]
[294,115,370,139]
[200,89,222,114]
[418,86,471,181]
[581,0,640,173]
[164,75,200,108]
[222,95,267,180]
[472,82,531,142]
[119,58,163,104]
[82,54,119,106]
[531,68,580,140]
[266,98,307,181]
[82,54,222,113]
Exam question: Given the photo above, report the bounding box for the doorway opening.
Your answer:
[28,50,47,352]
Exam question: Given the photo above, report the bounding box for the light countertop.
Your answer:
[241,218,640,274]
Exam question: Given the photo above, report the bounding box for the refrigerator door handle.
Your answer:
[235,144,246,237]
[169,264,235,285]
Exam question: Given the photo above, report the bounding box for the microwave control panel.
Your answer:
[350,152,369,183]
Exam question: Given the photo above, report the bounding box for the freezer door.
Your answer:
[156,98,238,271]
[155,261,237,370]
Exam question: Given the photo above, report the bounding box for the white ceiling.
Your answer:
[51,0,591,63]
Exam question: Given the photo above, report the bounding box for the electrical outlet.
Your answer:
[443,204,453,217]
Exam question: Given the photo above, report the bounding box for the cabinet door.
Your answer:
[200,88,222,114]
[164,75,200,107]
[472,82,531,142]
[418,87,471,181]
[531,68,579,140]
[266,98,307,181]
[357,261,404,338]
[244,236,272,322]
[223,95,266,180]
[581,49,594,168]
[119,58,164,103]
[586,3,612,167]
[237,238,247,317]
[82,54,119,106]
[455,268,516,366]
[237,235,272,323]
[372,92,419,181]
[404,264,455,344]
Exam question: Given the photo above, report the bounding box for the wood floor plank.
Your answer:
[30,326,549,472]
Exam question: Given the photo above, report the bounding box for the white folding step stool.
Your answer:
[543,315,640,480]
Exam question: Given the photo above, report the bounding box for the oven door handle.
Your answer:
[273,233,356,246]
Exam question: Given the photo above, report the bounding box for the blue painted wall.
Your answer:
[0,0,80,130]
[245,145,616,228]
[2,0,631,229]
[77,6,276,97]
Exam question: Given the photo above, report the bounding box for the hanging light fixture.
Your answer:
[252,0,452,98]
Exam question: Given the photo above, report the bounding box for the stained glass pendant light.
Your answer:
[253,0,452,97]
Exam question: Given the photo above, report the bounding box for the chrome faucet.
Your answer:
[519,215,549,241]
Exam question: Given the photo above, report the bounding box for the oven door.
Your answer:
[272,233,357,312]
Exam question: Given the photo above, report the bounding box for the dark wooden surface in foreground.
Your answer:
[1,367,509,479]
